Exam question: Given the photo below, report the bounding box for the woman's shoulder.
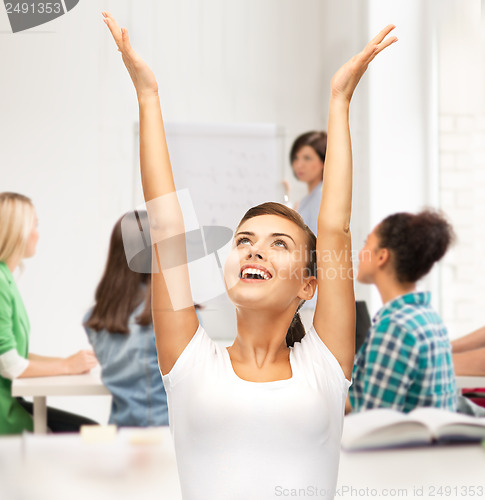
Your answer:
[373,307,439,347]
[82,307,94,325]
[293,326,351,389]
[0,263,13,289]
[0,267,17,308]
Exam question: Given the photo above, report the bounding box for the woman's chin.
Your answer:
[356,273,373,285]
[226,284,271,308]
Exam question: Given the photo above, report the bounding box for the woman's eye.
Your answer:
[236,237,251,246]
[273,240,287,249]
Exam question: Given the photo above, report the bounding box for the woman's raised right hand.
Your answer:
[102,11,159,99]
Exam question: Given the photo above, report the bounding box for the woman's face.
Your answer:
[224,215,314,311]
[291,145,324,186]
[356,228,380,284]
[23,212,39,259]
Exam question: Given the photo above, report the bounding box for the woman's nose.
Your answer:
[246,245,264,260]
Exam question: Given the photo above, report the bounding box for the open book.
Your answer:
[342,407,485,451]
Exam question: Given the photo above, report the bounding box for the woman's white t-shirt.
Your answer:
[162,325,351,500]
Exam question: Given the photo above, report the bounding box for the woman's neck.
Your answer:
[230,308,293,367]
[4,256,20,273]
[307,178,322,193]
[375,275,416,305]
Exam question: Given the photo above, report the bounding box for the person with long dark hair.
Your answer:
[348,210,457,413]
[83,211,168,426]
[103,11,396,498]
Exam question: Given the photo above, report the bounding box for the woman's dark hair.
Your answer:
[236,202,317,348]
[376,209,455,284]
[85,210,152,334]
[289,130,327,166]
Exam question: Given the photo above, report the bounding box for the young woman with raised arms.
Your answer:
[103,12,396,499]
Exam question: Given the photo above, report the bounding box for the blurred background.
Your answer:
[1,0,484,423]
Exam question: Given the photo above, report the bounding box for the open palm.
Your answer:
[331,25,397,101]
[102,11,159,97]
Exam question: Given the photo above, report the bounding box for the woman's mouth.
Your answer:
[239,265,272,281]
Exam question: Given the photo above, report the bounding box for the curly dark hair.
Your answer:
[376,209,455,284]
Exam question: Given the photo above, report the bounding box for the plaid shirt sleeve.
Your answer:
[350,319,420,411]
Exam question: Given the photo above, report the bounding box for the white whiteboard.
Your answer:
[133,122,286,340]
[134,122,285,228]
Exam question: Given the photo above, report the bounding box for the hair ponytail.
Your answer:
[286,304,306,347]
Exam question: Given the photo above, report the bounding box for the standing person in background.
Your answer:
[0,192,98,435]
[289,131,327,328]
[290,131,327,236]
[83,211,169,427]
[348,209,457,414]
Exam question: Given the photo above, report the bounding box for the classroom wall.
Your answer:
[438,0,485,338]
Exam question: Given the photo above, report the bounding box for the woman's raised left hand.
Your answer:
[330,25,398,103]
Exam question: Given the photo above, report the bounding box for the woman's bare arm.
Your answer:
[103,12,198,374]
[453,348,485,376]
[452,325,485,353]
[18,351,97,377]
[313,26,397,380]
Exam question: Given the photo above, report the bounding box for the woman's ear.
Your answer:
[377,248,391,268]
[299,275,317,301]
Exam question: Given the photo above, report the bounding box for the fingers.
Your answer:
[369,24,396,46]
[361,25,398,62]
[121,27,134,54]
[374,34,398,56]
[102,11,124,52]
[102,12,134,57]
[77,350,98,363]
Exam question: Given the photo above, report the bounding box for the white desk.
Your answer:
[0,428,182,500]
[337,443,485,499]
[1,426,484,500]
[11,372,110,434]
[456,376,485,389]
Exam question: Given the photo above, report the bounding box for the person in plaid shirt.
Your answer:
[348,210,457,413]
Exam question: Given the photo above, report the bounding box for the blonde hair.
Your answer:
[0,192,36,264]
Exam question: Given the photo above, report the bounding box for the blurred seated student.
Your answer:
[83,211,169,427]
[452,325,485,376]
[452,326,485,410]
[347,209,457,414]
[0,192,98,435]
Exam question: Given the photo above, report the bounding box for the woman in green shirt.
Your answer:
[0,192,98,434]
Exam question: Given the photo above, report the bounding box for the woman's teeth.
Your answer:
[241,268,271,280]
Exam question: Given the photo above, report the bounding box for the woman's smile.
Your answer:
[239,264,273,281]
